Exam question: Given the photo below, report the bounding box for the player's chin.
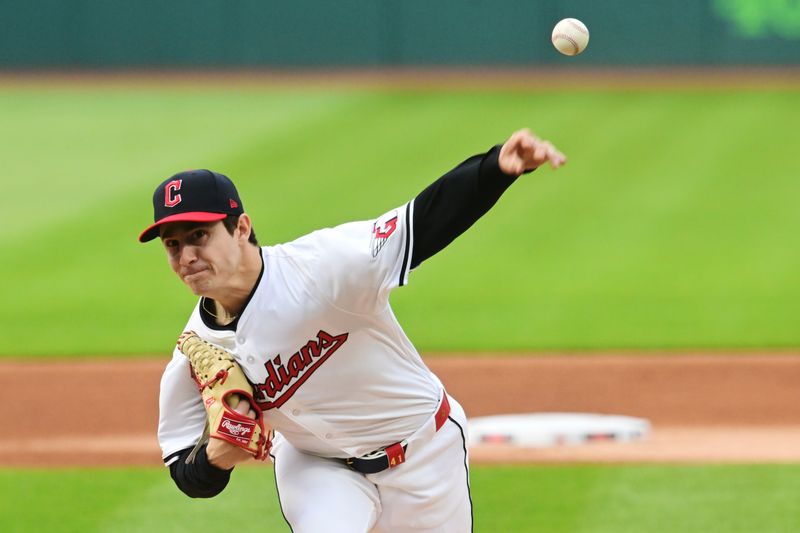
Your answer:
[186,284,206,296]
[183,275,214,295]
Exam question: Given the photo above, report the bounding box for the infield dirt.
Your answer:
[2,354,798,467]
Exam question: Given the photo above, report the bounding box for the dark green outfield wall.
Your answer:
[1,0,799,67]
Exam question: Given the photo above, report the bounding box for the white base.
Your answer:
[467,413,650,448]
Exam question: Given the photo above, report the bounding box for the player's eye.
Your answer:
[187,229,209,245]
[164,239,178,248]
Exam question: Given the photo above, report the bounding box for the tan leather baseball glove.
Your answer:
[178,331,270,462]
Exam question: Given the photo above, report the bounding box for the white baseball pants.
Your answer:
[270,395,472,532]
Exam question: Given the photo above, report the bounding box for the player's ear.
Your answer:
[237,214,253,243]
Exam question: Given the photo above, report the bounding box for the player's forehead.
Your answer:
[159,221,218,239]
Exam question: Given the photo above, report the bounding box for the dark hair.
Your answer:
[222,215,259,246]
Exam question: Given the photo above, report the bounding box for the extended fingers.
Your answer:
[537,140,567,168]
[533,142,548,163]
[500,128,567,174]
[516,130,566,169]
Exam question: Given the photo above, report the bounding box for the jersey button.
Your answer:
[247,356,255,364]
[325,433,332,439]
[291,409,300,416]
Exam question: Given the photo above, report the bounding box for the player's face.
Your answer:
[160,221,243,296]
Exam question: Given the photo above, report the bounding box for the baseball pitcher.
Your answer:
[140,129,565,532]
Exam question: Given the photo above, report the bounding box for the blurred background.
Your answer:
[1,0,799,355]
[1,1,799,532]
[2,0,799,67]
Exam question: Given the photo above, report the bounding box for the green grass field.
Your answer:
[1,81,798,532]
[2,465,799,532]
[2,85,799,356]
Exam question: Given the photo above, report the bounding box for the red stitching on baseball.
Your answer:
[568,20,588,35]
[552,33,579,55]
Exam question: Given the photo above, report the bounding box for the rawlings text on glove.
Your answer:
[178,331,270,461]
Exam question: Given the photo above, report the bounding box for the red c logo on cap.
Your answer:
[165,180,182,207]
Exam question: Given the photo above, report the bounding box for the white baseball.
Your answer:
[551,18,589,56]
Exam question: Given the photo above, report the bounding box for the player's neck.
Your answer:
[204,245,262,319]
[202,298,238,326]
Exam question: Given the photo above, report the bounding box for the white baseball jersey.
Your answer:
[158,200,447,464]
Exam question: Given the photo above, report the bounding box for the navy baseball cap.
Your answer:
[138,169,244,243]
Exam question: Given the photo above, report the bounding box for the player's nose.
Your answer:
[178,245,199,266]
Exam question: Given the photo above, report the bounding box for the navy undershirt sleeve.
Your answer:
[410,145,526,269]
[167,444,232,498]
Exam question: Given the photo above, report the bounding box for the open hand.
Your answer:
[498,128,566,176]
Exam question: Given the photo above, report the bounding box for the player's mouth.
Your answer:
[182,268,210,283]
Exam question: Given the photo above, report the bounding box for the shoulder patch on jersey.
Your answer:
[371,210,399,258]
